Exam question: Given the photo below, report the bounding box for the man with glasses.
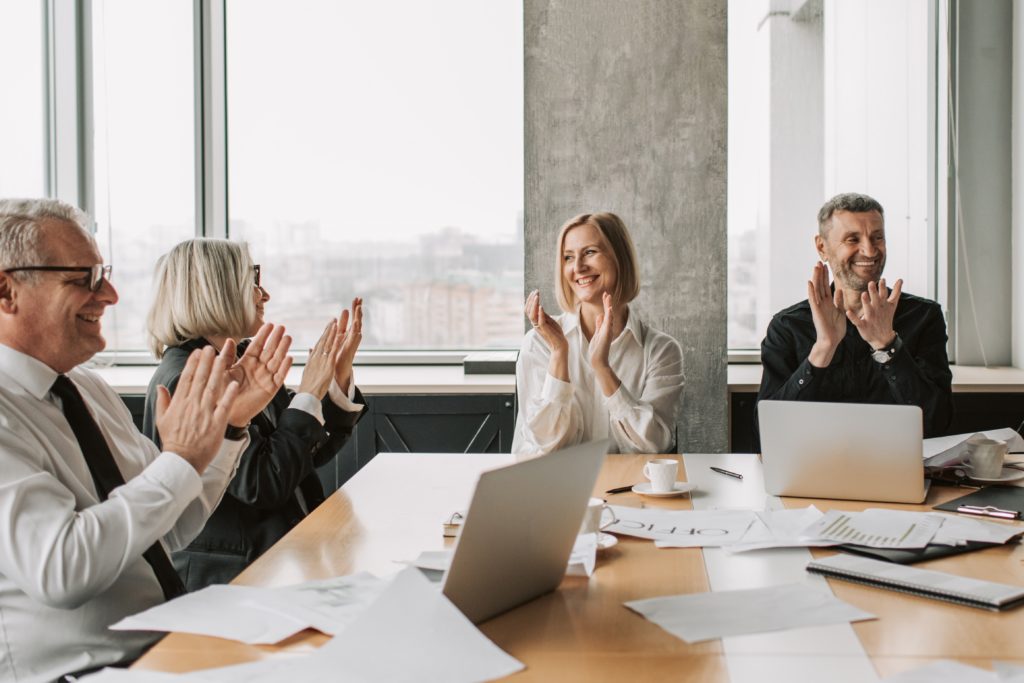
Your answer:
[0,198,294,681]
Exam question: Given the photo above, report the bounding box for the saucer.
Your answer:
[597,532,618,551]
[968,466,1024,484]
[631,482,696,497]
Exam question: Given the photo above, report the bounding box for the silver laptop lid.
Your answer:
[442,439,608,624]
[759,400,925,503]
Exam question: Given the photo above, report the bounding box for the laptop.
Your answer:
[441,439,609,623]
[758,400,927,503]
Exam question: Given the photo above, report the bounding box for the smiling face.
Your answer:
[815,209,886,293]
[2,219,119,373]
[561,223,618,307]
[250,279,270,337]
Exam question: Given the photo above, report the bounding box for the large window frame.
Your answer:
[44,0,521,366]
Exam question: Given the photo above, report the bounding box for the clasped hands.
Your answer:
[297,297,363,400]
[155,322,293,473]
[807,262,901,368]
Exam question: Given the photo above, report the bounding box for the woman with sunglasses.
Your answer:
[142,238,366,590]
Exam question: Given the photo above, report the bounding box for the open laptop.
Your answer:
[441,439,609,623]
[758,400,927,503]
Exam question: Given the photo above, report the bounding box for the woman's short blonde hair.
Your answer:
[146,238,257,358]
[553,212,640,312]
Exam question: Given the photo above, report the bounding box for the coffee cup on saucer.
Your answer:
[967,437,1009,479]
[643,458,679,493]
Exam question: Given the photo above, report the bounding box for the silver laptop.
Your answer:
[758,400,926,503]
[441,439,609,623]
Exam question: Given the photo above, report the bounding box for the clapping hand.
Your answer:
[155,344,240,473]
[225,323,293,427]
[589,292,614,370]
[807,262,847,367]
[525,290,567,355]
[848,277,901,350]
[332,297,363,394]
[299,318,339,400]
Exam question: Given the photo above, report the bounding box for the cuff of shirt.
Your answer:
[603,382,635,418]
[793,358,819,390]
[146,451,203,502]
[290,392,326,425]
[327,374,364,413]
[541,373,574,404]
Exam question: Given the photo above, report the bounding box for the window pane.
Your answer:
[0,1,46,197]
[90,0,195,353]
[728,1,933,351]
[227,0,524,350]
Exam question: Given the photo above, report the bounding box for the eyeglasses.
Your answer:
[253,264,261,288]
[5,264,113,292]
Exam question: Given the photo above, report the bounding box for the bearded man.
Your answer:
[755,192,952,437]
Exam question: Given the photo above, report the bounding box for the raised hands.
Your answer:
[589,292,623,397]
[297,298,363,400]
[225,323,293,427]
[155,344,240,473]
[848,277,901,350]
[807,262,848,368]
[525,290,569,382]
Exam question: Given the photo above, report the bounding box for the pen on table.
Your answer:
[710,466,743,480]
[605,484,635,494]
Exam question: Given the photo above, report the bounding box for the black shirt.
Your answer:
[756,291,953,439]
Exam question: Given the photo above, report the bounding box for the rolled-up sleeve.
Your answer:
[512,332,584,458]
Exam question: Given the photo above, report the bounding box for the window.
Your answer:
[89,0,196,354]
[225,0,524,350]
[728,0,937,352]
[0,1,46,199]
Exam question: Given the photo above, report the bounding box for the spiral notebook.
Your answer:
[807,553,1024,611]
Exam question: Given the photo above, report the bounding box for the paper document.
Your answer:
[801,509,941,549]
[412,536,597,577]
[932,513,1024,546]
[923,428,1024,468]
[625,582,874,643]
[726,506,838,553]
[606,506,756,547]
[110,572,386,643]
[159,568,525,683]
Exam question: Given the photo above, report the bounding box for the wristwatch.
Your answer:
[224,423,249,441]
[870,334,902,364]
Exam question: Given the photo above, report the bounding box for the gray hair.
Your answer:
[817,193,885,237]
[146,238,258,358]
[0,198,93,283]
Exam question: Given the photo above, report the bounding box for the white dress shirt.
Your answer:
[0,344,248,683]
[512,308,685,458]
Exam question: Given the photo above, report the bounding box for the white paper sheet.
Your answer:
[605,506,756,547]
[800,509,942,549]
[932,513,1024,546]
[924,428,1024,467]
[882,660,999,682]
[624,582,874,643]
[172,568,525,683]
[110,572,386,643]
[567,533,597,576]
[726,506,839,553]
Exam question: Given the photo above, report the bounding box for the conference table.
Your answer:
[134,452,1024,681]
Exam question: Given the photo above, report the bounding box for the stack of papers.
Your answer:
[93,569,523,683]
[604,505,1022,553]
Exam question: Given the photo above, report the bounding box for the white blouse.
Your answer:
[512,308,684,458]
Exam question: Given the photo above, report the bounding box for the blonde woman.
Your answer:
[512,212,684,458]
[143,238,365,589]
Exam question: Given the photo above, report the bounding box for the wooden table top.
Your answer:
[134,453,1024,681]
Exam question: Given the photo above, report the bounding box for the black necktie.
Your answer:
[50,375,185,601]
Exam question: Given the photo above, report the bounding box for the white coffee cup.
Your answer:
[643,458,679,493]
[967,437,1009,479]
[579,497,616,535]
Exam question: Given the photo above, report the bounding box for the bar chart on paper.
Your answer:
[804,510,942,549]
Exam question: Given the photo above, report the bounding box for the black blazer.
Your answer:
[142,338,366,590]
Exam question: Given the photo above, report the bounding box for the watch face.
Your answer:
[871,349,892,363]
